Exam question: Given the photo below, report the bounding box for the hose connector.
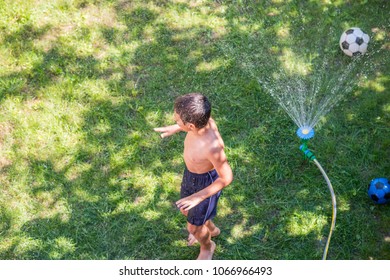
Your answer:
[300,142,316,161]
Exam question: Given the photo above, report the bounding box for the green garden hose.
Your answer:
[297,126,337,260]
[312,159,337,260]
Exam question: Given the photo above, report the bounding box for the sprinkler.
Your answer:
[297,126,315,140]
[297,126,316,161]
[296,126,337,260]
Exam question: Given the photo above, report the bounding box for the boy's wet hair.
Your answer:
[174,93,211,128]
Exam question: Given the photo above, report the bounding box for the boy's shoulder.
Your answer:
[208,118,219,131]
[207,119,225,150]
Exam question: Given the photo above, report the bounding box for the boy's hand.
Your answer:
[176,194,203,212]
[154,124,181,138]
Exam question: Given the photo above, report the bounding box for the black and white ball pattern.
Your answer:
[339,27,370,57]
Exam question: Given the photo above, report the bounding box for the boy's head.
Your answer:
[174,93,211,129]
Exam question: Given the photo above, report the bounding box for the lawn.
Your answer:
[0,0,389,260]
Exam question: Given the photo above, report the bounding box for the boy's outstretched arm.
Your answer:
[154,124,183,138]
[176,146,233,212]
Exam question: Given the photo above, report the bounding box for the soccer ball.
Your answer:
[339,27,370,57]
[367,178,390,204]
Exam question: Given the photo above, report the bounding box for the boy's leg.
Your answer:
[187,220,221,246]
[205,220,221,237]
[179,209,198,245]
[187,222,216,260]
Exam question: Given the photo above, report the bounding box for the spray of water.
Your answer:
[220,29,384,131]
[257,57,364,129]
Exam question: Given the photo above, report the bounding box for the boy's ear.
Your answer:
[187,123,196,130]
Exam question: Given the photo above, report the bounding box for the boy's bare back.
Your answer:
[183,118,225,174]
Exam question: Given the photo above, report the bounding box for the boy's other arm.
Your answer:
[176,147,233,212]
[154,124,183,138]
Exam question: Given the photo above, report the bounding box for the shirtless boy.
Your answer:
[154,93,233,260]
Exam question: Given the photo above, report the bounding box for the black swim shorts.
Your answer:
[180,168,221,226]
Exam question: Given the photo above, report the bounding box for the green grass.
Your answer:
[0,0,389,260]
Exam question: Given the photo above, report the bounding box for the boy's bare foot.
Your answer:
[187,227,220,246]
[197,241,216,260]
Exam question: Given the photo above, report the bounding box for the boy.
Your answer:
[154,93,233,260]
